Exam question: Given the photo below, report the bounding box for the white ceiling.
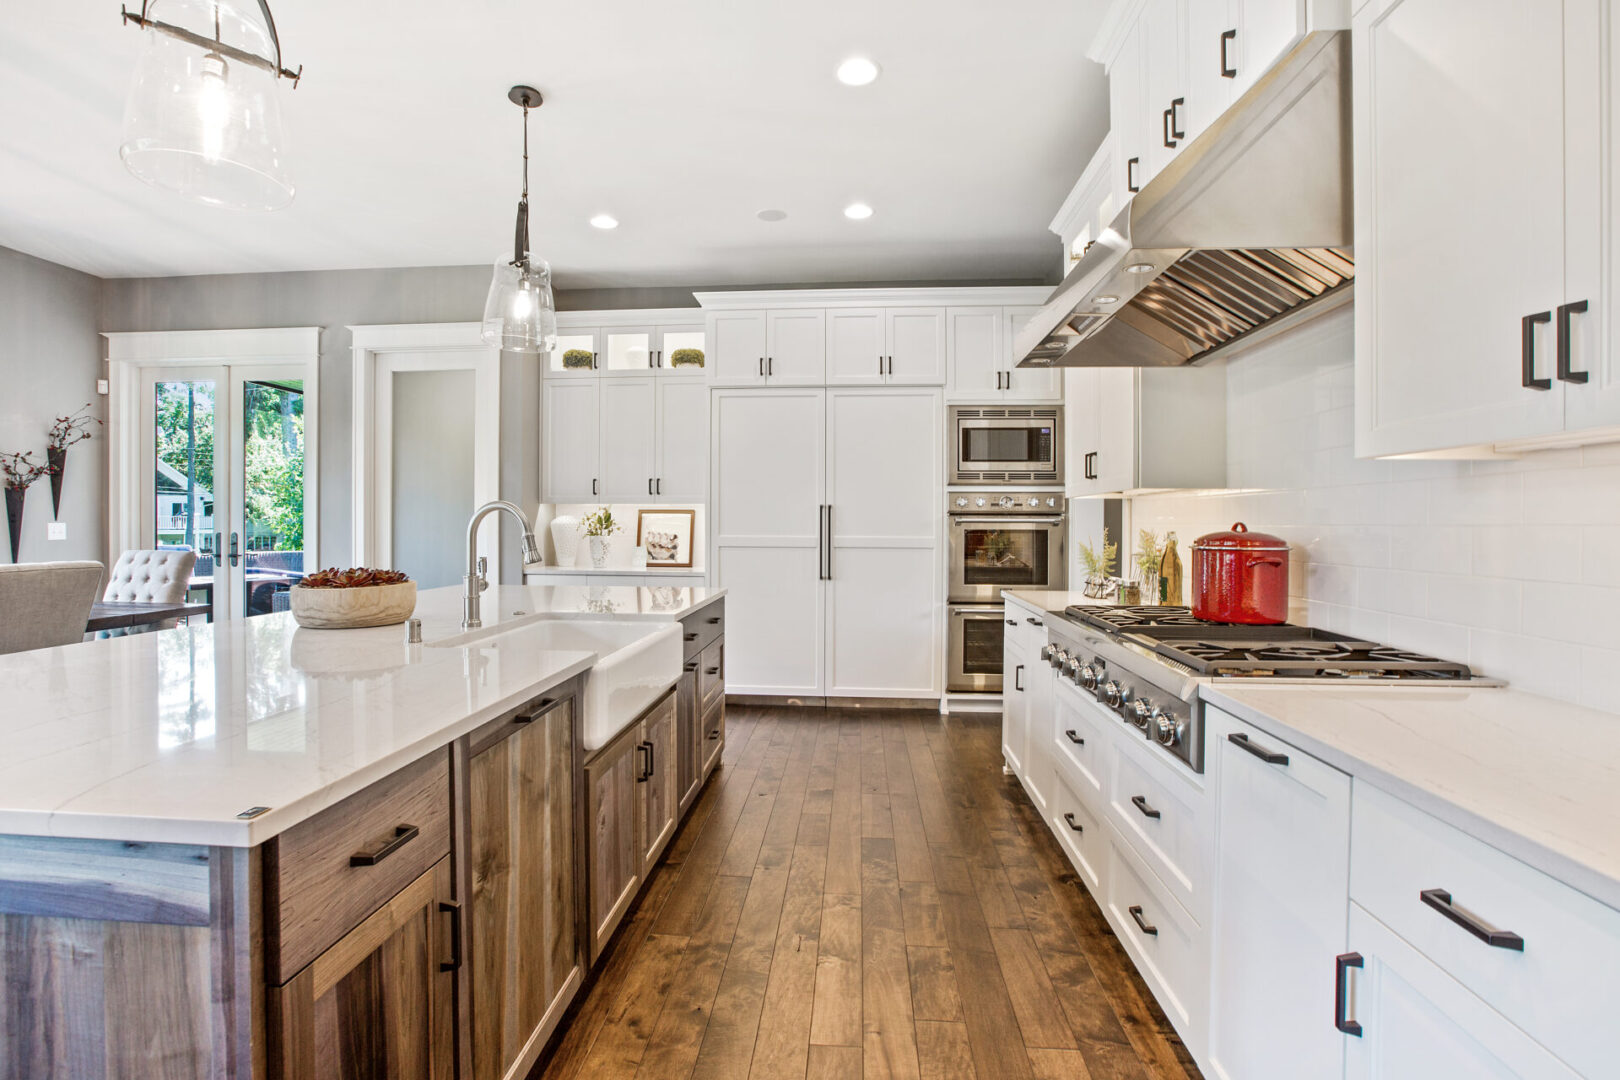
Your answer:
[0,1,1110,287]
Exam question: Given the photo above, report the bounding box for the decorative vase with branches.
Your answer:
[581,506,621,568]
[46,403,101,519]
[1,450,56,563]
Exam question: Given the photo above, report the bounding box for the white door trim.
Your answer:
[349,323,501,577]
[103,327,321,586]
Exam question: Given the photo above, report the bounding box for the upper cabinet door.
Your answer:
[1353,0,1581,455]
[884,307,947,385]
[602,326,657,376]
[709,311,768,386]
[598,378,658,500]
[543,379,600,503]
[1111,19,1149,207]
[1003,308,1063,402]
[656,324,708,377]
[765,310,827,385]
[1569,0,1620,433]
[1230,0,1307,100]
[655,378,709,503]
[1186,0,1238,142]
[548,328,600,378]
[826,308,887,385]
[1142,0,1188,181]
[945,306,1004,399]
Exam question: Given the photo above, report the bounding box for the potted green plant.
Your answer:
[562,348,594,370]
[581,506,621,568]
[670,347,705,369]
[1076,528,1119,600]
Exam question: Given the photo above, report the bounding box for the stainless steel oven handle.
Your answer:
[950,516,1065,527]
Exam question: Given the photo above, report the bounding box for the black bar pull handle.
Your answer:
[1014,664,1024,692]
[1027,617,1044,627]
[1228,731,1289,765]
[1220,29,1237,77]
[707,616,721,624]
[685,661,699,671]
[636,742,651,783]
[1129,904,1158,936]
[1062,812,1083,833]
[1557,300,1589,384]
[1064,729,1084,746]
[1163,107,1176,148]
[759,357,764,377]
[1127,157,1140,193]
[440,899,462,972]
[1335,953,1363,1036]
[1419,888,1525,950]
[1170,97,1185,140]
[1131,795,1161,820]
[350,824,419,867]
[1522,311,1552,390]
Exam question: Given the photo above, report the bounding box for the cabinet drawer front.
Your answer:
[1350,783,1620,1078]
[1105,826,1203,1046]
[1051,680,1110,801]
[1050,767,1106,895]
[701,695,725,774]
[699,639,724,707]
[680,602,725,661]
[1108,735,1211,923]
[266,748,452,984]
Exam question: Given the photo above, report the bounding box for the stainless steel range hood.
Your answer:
[1017,31,1354,369]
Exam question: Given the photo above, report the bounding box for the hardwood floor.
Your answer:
[537,706,1203,1080]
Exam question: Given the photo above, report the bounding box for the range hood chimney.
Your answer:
[1017,31,1353,369]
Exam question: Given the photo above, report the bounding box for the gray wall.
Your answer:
[0,246,105,566]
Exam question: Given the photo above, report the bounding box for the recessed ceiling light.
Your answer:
[757,208,788,222]
[836,57,881,86]
[589,214,618,229]
[844,202,874,220]
[1095,295,1120,305]
[1125,262,1155,274]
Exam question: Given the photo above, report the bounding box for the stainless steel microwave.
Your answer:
[950,406,1062,485]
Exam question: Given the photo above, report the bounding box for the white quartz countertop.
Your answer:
[1002,589,1094,613]
[1203,683,1620,911]
[0,584,723,848]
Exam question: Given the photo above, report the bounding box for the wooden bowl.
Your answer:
[289,581,417,629]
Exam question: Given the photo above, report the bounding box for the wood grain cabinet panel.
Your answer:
[585,724,643,962]
[676,659,702,814]
[465,698,581,1080]
[639,691,679,871]
[269,857,457,1080]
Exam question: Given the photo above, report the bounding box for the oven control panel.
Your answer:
[1047,631,1201,772]
[948,492,1062,512]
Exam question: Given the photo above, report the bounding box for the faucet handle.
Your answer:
[476,556,489,591]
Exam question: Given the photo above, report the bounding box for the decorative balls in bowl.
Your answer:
[289,568,417,629]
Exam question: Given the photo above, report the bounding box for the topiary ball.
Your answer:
[670,348,705,367]
[562,348,594,369]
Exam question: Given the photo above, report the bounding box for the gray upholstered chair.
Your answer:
[0,561,105,655]
[102,548,199,633]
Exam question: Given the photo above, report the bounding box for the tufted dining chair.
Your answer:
[0,561,105,654]
[102,549,199,632]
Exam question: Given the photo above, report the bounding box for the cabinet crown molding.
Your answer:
[1087,0,1151,67]
[693,286,1051,310]
[1050,132,1117,241]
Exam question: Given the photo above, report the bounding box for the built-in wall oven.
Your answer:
[946,490,1067,693]
[950,406,1062,485]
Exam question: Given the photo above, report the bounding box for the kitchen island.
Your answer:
[0,583,726,1080]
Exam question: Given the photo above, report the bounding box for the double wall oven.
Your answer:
[946,490,1067,693]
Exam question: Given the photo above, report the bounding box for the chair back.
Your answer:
[0,561,105,655]
[104,549,198,605]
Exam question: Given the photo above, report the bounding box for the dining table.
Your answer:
[85,600,214,633]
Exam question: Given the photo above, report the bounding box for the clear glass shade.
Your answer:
[482,256,559,355]
[119,0,294,211]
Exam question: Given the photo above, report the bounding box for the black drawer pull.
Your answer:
[1026,617,1044,627]
[1128,905,1157,936]
[1126,156,1140,193]
[1335,953,1363,1036]
[706,666,720,675]
[1419,888,1524,951]
[636,742,651,783]
[350,824,419,867]
[1220,28,1237,78]
[1130,795,1161,820]
[511,697,555,725]
[1064,729,1084,746]
[708,730,720,740]
[685,661,699,671]
[1227,732,1288,765]
[684,632,699,641]
[1062,812,1083,834]
[707,616,721,624]
[1006,619,1018,626]
[439,899,462,972]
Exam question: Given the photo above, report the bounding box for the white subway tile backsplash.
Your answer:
[1127,304,1620,714]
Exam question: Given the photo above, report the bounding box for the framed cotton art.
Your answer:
[636,508,695,568]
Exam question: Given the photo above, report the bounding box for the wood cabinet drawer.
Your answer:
[1050,766,1106,895]
[1105,824,1204,1051]
[701,694,725,775]
[264,748,452,985]
[1051,679,1110,802]
[699,639,724,707]
[680,602,725,661]
[1350,782,1620,1079]
[1107,734,1211,924]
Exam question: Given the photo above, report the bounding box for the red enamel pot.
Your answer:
[1190,522,1290,625]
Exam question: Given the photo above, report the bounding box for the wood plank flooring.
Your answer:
[537,706,1203,1080]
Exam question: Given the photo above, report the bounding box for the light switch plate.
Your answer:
[96,379,109,395]
[47,522,67,540]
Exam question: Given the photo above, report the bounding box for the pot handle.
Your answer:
[1247,555,1286,567]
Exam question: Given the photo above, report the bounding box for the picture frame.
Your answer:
[636,508,695,568]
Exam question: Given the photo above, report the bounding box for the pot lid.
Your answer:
[1192,522,1289,551]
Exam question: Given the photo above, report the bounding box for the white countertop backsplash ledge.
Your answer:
[0,584,724,848]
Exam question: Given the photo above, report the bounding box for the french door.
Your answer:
[138,363,312,620]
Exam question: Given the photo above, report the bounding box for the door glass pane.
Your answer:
[663,330,706,371]
[960,526,1050,589]
[550,332,596,373]
[961,616,1005,675]
[605,330,653,371]
[241,379,306,616]
[963,427,1036,462]
[153,379,217,613]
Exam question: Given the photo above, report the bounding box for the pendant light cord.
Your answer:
[512,103,531,265]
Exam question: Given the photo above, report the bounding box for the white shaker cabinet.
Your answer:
[653,378,709,503]
[1000,619,1031,775]
[764,310,827,386]
[1065,365,1225,497]
[826,308,886,386]
[543,378,600,502]
[1186,0,1310,137]
[598,377,658,500]
[1353,0,1605,456]
[947,306,1062,402]
[1142,0,1188,182]
[826,307,945,386]
[710,311,769,386]
[1110,17,1148,208]
[1205,708,1350,1080]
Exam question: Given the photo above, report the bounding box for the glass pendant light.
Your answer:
[119,0,302,211]
[482,86,558,356]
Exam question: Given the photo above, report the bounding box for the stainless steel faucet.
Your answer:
[463,500,543,629]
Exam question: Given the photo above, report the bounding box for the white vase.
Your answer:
[550,516,581,567]
[589,536,609,568]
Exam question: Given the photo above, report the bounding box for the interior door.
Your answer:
[598,378,657,499]
[228,365,310,618]
[543,379,601,503]
[884,308,947,385]
[825,388,941,697]
[826,308,886,385]
[141,366,230,619]
[711,388,825,695]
